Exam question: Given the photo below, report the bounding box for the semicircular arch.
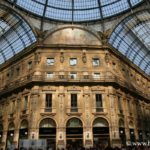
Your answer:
[66,117,83,128]
[43,25,102,46]
[93,117,109,127]
[39,118,56,128]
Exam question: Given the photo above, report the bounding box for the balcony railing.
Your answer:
[0,71,149,99]
[70,107,78,112]
[96,107,104,112]
[92,107,107,114]
[44,107,52,112]
[66,107,82,115]
[40,107,56,115]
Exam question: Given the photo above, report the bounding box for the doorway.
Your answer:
[66,118,83,149]
[39,118,56,150]
[93,118,110,149]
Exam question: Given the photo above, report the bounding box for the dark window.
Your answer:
[71,94,78,112]
[93,58,100,66]
[28,61,32,70]
[24,96,28,110]
[16,67,20,76]
[118,96,123,113]
[47,58,54,65]
[70,72,77,79]
[45,94,52,112]
[96,94,103,112]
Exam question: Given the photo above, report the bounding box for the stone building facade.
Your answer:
[0,25,150,149]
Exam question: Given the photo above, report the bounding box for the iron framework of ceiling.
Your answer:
[109,9,150,76]
[0,6,36,64]
[7,0,143,22]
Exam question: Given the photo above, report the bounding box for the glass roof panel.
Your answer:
[45,7,72,21]
[0,6,36,65]
[74,9,101,22]
[7,0,143,22]
[0,53,4,64]
[17,0,45,15]
[109,10,150,76]
[102,0,130,18]
[130,0,143,6]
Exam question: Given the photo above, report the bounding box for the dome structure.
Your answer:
[7,0,143,22]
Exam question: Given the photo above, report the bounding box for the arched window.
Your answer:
[39,118,56,128]
[20,120,28,129]
[19,120,28,139]
[119,119,125,128]
[67,118,82,128]
[39,118,56,149]
[93,117,109,127]
[8,122,15,131]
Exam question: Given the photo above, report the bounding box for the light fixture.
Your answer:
[25,131,28,135]
[131,131,134,135]
[120,130,123,134]
[10,133,14,137]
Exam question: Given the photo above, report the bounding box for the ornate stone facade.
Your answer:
[0,26,150,149]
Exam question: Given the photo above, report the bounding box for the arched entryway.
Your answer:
[0,124,3,143]
[6,122,15,149]
[93,118,109,149]
[39,118,56,150]
[119,119,126,146]
[66,118,83,150]
[129,121,135,142]
[19,120,28,139]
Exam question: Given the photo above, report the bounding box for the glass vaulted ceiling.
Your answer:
[0,6,36,64]
[109,10,150,76]
[8,0,143,22]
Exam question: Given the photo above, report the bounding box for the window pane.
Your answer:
[24,96,28,110]
[96,94,103,112]
[93,73,100,79]
[45,94,52,110]
[47,58,54,65]
[70,72,77,79]
[71,94,78,112]
[70,58,77,66]
[93,58,100,66]
[46,72,54,78]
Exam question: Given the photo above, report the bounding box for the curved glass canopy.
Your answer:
[0,6,36,65]
[7,0,143,22]
[109,10,150,76]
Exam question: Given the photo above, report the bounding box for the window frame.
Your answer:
[70,58,77,66]
[92,58,100,66]
[46,58,55,66]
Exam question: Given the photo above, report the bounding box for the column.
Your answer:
[109,94,121,147]
[57,92,66,149]
[29,91,39,140]
[83,92,93,148]
[13,129,19,149]
[0,130,7,150]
